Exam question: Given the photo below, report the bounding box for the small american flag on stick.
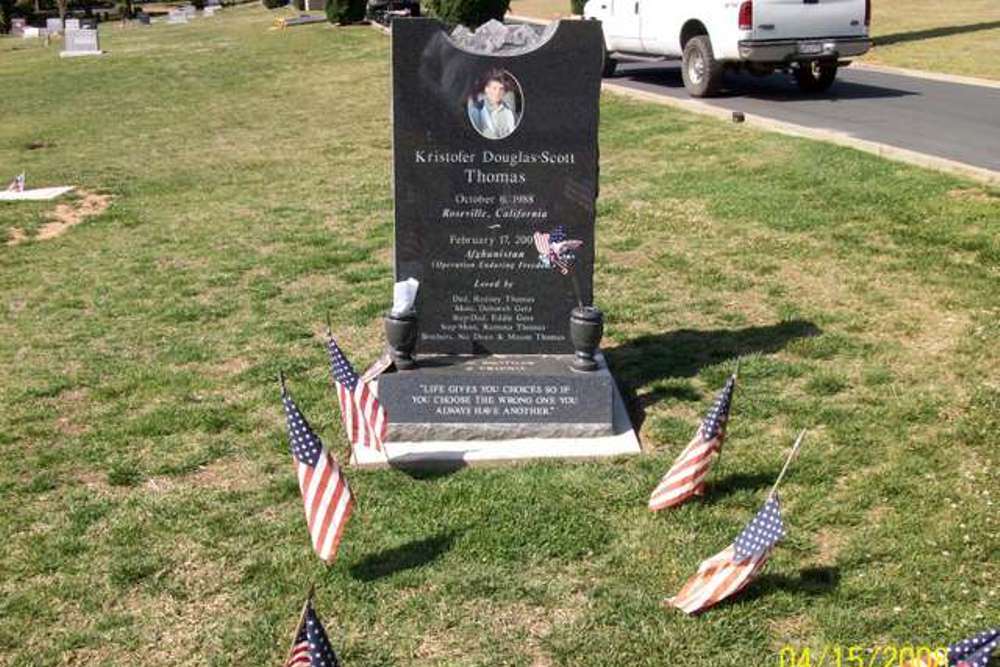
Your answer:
[284,590,342,667]
[667,493,785,614]
[648,373,737,511]
[901,628,999,667]
[282,378,354,563]
[6,173,25,192]
[327,334,387,453]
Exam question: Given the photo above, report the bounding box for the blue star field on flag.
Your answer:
[283,391,323,468]
[948,627,999,667]
[285,600,341,667]
[328,338,360,392]
[701,375,736,441]
[550,225,566,244]
[733,494,785,560]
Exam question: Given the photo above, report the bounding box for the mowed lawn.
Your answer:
[508,0,1000,79]
[1,7,998,665]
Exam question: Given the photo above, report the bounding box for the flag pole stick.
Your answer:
[283,584,315,666]
[278,370,287,395]
[734,356,741,379]
[768,429,807,499]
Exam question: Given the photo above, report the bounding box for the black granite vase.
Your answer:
[384,312,419,370]
[569,306,603,372]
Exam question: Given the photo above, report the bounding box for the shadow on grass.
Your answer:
[742,566,841,603]
[606,319,821,429]
[703,470,776,500]
[389,456,469,480]
[874,21,1000,47]
[350,530,459,582]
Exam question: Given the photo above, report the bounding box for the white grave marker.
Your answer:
[60,28,103,57]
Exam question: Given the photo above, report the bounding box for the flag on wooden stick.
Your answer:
[327,334,387,453]
[284,590,342,667]
[648,372,737,511]
[282,377,354,563]
[666,494,785,614]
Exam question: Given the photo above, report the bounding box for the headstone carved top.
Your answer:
[46,17,63,33]
[391,18,603,355]
[64,18,81,30]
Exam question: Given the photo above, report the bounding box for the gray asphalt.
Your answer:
[611,61,1000,173]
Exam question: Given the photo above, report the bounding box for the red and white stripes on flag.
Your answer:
[328,336,388,454]
[649,374,736,511]
[648,427,723,511]
[335,380,387,452]
[666,544,770,614]
[295,446,354,563]
[285,640,310,667]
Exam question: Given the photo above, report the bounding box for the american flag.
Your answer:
[667,494,784,614]
[533,225,582,275]
[648,374,736,511]
[283,384,354,563]
[327,335,387,453]
[6,173,25,192]
[902,628,999,667]
[285,598,341,667]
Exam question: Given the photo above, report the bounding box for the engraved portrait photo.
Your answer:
[467,69,524,140]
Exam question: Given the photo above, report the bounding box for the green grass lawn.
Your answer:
[1,7,998,665]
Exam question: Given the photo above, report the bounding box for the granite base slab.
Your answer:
[353,353,641,469]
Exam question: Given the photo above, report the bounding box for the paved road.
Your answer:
[611,61,1000,173]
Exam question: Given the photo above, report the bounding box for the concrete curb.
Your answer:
[602,81,999,186]
[852,61,1000,90]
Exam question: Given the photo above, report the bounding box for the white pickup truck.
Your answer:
[583,0,872,96]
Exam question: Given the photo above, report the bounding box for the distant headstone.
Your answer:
[11,18,27,36]
[64,18,81,30]
[206,0,221,6]
[137,12,151,24]
[168,9,188,23]
[46,18,63,34]
[60,28,102,57]
[22,26,41,39]
[182,4,197,17]
[203,6,218,16]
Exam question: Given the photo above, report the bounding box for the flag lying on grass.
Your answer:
[327,334,387,453]
[901,628,999,667]
[6,173,25,192]
[284,595,342,667]
[666,494,785,614]
[648,373,736,511]
[282,381,354,563]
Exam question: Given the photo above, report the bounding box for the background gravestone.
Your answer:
[46,18,63,34]
[60,28,101,57]
[168,9,188,23]
[64,18,81,30]
[11,18,27,36]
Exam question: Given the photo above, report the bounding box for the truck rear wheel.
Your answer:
[681,35,723,97]
[795,60,838,92]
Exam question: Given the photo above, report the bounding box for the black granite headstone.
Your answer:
[391,18,603,355]
[378,19,617,445]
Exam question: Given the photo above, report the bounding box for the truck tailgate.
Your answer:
[753,0,866,40]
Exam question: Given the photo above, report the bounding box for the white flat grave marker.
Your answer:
[60,28,103,57]
[0,186,76,202]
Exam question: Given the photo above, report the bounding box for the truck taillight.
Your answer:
[864,0,871,27]
[738,0,753,31]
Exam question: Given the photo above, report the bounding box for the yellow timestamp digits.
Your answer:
[778,645,949,667]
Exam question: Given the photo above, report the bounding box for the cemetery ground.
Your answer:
[1,6,998,665]
[507,0,1000,80]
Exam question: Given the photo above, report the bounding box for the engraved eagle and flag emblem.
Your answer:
[533,225,583,275]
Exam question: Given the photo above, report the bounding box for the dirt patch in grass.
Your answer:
[814,528,847,566]
[948,187,999,203]
[769,613,817,650]
[6,191,111,246]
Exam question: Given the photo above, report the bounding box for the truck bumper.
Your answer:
[738,37,871,62]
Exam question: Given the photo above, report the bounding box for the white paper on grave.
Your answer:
[391,277,419,317]
[0,186,75,201]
